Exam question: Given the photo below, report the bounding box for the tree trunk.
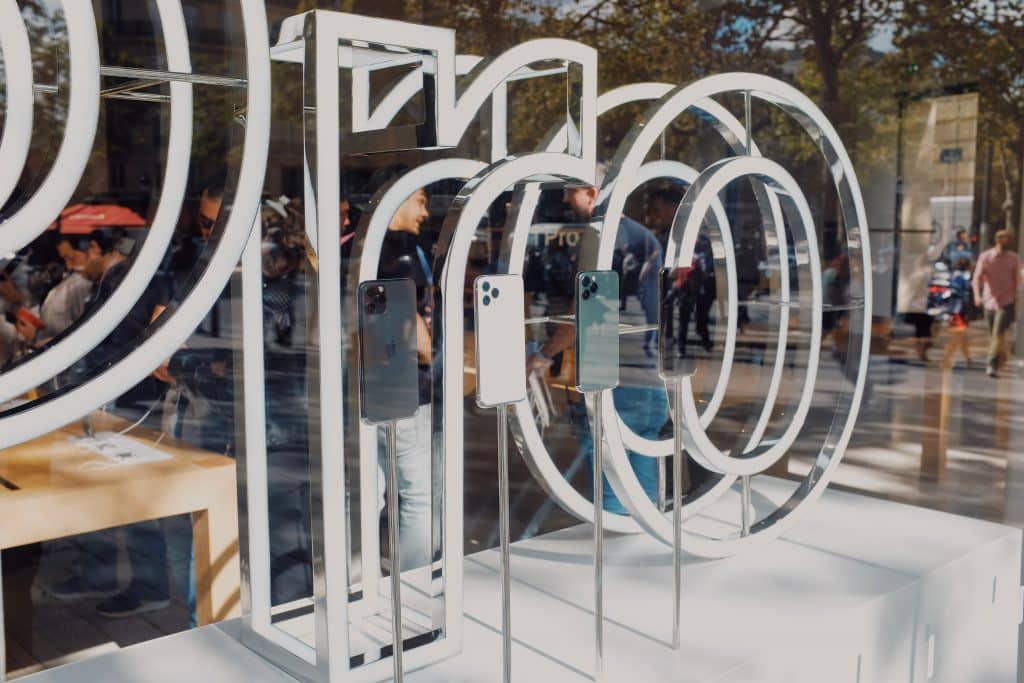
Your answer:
[999,144,1014,235]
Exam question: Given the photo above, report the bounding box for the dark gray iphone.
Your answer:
[357,278,420,424]
[575,270,620,392]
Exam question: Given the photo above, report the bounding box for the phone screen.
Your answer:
[574,270,619,392]
[357,278,420,424]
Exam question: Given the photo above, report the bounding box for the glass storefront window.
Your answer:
[1,1,1022,678]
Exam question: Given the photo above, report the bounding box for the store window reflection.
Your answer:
[2,0,1024,678]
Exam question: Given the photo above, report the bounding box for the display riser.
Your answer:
[18,484,1022,682]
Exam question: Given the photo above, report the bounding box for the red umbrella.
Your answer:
[49,203,147,234]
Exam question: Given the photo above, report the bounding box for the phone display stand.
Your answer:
[473,275,528,683]
[382,421,405,683]
[574,270,619,683]
[657,266,700,651]
[358,278,422,683]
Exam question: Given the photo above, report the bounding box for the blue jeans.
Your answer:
[377,406,435,571]
[573,385,666,514]
[638,278,660,344]
[75,532,119,590]
[126,516,195,625]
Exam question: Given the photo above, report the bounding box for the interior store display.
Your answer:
[1,4,885,682]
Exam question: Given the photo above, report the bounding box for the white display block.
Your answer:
[20,483,1021,683]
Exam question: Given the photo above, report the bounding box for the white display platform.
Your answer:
[20,482,1022,682]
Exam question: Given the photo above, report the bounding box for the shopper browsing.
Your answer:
[373,166,437,571]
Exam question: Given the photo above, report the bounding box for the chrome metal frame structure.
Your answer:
[0,4,872,682]
[240,10,598,683]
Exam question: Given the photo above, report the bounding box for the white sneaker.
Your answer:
[986,366,997,378]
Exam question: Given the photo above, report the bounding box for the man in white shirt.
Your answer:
[38,239,93,338]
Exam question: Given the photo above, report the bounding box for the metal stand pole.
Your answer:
[740,475,752,537]
[497,403,512,683]
[385,422,404,682]
[671,378,684,650]
[591,392,604,683]
[1,550,5,683]
[656,453,667,513]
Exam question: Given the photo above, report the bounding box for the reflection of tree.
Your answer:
[729,0,898,139]
[896,1,1024,238]
[2,1,68,213]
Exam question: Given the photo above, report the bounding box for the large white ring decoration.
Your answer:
[598,96,787,462]
[596,74,872,557]
[674,156,820,476]
[0,0,194,404]
[500,82,794,536]
[0,0,270,449]
[0,1,99,257]
[0,2,34,208]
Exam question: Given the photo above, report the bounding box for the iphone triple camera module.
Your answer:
[363,284,389,316]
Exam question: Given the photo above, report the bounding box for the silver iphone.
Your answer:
[474,274,528,408]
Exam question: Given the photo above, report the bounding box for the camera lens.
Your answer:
[365,303,376,314]
[483,295,491,306]
[492,288,500,298]
[482,281,491,293]
[590,282,599,294]
[581,275,592,288]
[582,290,591,300]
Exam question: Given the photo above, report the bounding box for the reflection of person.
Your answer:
[58,230,181,620]
[735,222,765,329]
[941,229,973,267]
[258,197,315,604]
[942,257,973,369]
[644,187,682,250]
[527,177,662,513]
[973,230,1021,378]
[669,234,715,355]
[74,230,168,381]
[196,183,223,242]
[582,189,661,351]
[48,230,171,616]
[373,168,436,571]
[101,181,231,621]
[902,253,934,363]
[822,254,850,335]
[1,307,46,369]
[37,238,92,338]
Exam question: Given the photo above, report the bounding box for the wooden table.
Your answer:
[0,412,240,626]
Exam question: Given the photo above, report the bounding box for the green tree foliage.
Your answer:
[896,0,1024,236]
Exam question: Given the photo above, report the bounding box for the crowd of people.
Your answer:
[0,179,315,628]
